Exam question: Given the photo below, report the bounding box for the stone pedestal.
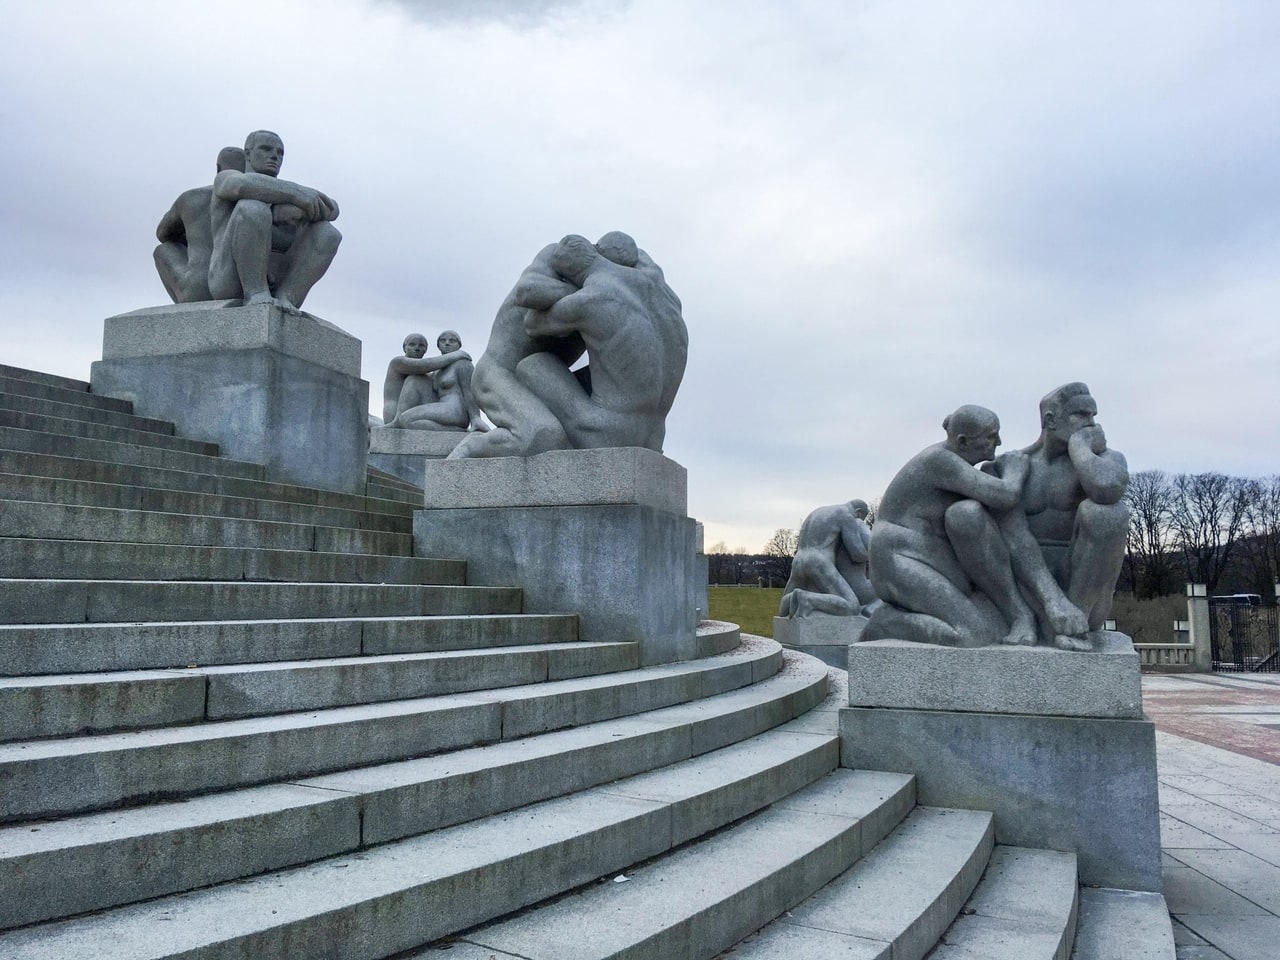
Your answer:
[367,427,466,488]
[90,302,369,494]
[839,635,1161,891]
[773,613,868,669]
[413,448,700,665]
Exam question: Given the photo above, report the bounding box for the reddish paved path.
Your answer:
[1143,673,1280,766]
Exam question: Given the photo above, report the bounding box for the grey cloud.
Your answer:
[375,0,630,27]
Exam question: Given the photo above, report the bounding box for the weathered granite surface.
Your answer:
[778,500,878,620]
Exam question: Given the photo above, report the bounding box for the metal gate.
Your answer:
[1210,602,1280,672]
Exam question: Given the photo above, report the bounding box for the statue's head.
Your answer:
[244,130,284,177]
[216,146,246,174]
[943,404,1001,465]
[402,333,429,359]
[437,330,462,354]
[848,499,869,520]
[595,231,638,267]
[551,234,599,285]
[1039,382,1097,444]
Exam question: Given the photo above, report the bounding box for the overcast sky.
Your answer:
[2,1,1276,550]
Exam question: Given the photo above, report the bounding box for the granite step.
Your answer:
[926,846,1078,960]
[0,425,263,480]
[3,450,416,518]
[0,541,461,583]
[0,391,175,435]
[0,472,411,533]
[367,465,423,493]
[0,578,509,625]
[0,724,854,958]
[0,612,582,676]
[0,372,132,414]
[726,806,995,960]
[0,700,835,930]
[0,363,93,393]
[366,480,422,505]
[1069,888,1176,960]
[0,640,640,740]
[0,408,220,456]
[0,640,802,822]
[0,499,413,555]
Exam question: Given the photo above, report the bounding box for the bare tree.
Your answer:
[1169,472,1251,592]
[1240,475,1280,600]
[1124,470,1178,598]
[763,528,798,557]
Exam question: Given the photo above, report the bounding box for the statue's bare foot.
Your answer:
[1044,597,1089,638]
[1000,615,1038,646]
[794,593,816,619]
[1053,633,1093,652]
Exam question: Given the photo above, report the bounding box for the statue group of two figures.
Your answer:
[155,134,688,458]
[781,382,1129,653]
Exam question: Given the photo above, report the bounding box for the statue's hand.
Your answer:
[997,450,1029,481]
[316,192,340,221]
[273,204,304,227]
[1071,425,1107,456]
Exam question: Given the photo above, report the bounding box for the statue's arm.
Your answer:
[386,350,471,376]
[213,170,328,219]
[942,451,1028,511]
[514,271,577,311]
[839,517,871,564]
[1070,434,1128,505]
[524,288,595,338]
[156,203,184,243]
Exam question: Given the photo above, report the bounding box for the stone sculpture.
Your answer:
[778,500,881,619]
[864,384,1129,651]
[450,231,686,458]
[381,331,488,432]
[208,130,341,312]
[153,146,246,303]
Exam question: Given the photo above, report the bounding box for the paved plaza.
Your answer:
[1144,672,1280,960]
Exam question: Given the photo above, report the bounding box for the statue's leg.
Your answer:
[515,353,598,445]
[945,501,1038,646]
[863,602,969,646]
[1066,499,1131,630]
[274,221,341,311]
[448,357,568,458]
[153,244,183,302]
[216,200,274,305]
[872,549,995,646]
[392,399,468,431]
[791,589,860,618]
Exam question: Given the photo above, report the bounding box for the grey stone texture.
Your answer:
[845,636,1143,718]
[367,425,465,487]
[422,446,687,513]
[839,706,1162,890]
[778,499,878,620]
[774,612,868,668]
[91,303,369,494]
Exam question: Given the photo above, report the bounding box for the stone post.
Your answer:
[1185,583,1212,672]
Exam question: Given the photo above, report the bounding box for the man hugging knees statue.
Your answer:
[865,383,1130,651]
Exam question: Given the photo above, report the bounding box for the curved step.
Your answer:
[0,499,413,555]
[0,612,581,676]
[0,704,843,951]
[1070,888,1175,960]
[0,641,639,740]
[928,846,1078,960]
[0,677,833,930]
[0,640,798,821]
[0,578,507,625]
[727,806,995,960]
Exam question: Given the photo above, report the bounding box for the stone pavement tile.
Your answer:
[1208,795,1280,821]
[1175,945,1233,960]
[1171,918,1209,945]
[1162,775,1250,795]
[1175,915,1280,960]
[1162,814,1234,849]
[1169,849,1280,914]
[1162,863,1269,917]
[1166,801,1280,847]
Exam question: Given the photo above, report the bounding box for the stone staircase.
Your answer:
[0,362,1172,959]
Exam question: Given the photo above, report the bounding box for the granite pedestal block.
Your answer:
[367,427,466,488]
[839,638,1161,891]
[413,449,700,665]
[90,303,369,495]
[774,614,868,669]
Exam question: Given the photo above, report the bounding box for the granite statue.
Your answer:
[153,146,245,303]
[208,130,341,312]
[450,231,686,459]
[778,500,881,619]
[382,331,488,432]
[864,386,1129,651]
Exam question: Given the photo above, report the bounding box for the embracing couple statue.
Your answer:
[865,382,1130,651]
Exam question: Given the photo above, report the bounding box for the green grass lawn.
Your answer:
[708,586,784,638]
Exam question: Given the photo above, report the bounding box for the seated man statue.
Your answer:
[208,130,341,312]
[864,404,1038,648]
[382,331,488,432]
[153,146,245,303]
[778,499,881,619]
[993,382,1130,650]
[449,231,685,459]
